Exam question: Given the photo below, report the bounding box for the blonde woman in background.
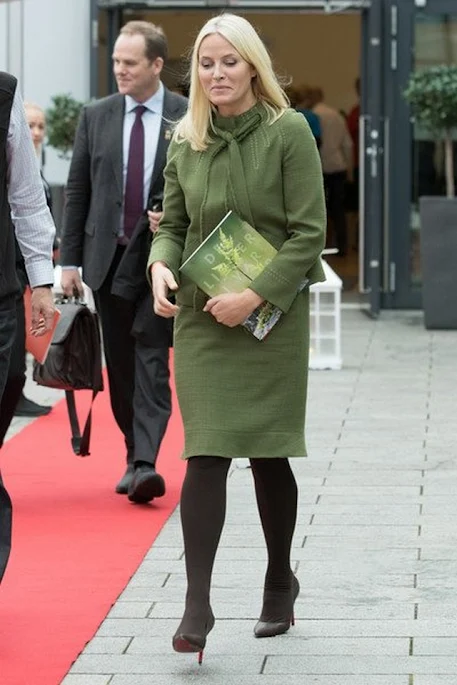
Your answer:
[24,103,55,219]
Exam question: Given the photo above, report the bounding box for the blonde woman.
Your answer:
[148,13,326,661]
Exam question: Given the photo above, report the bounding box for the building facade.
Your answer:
[1,0,456,313]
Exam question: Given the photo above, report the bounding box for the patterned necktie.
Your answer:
[123,105,147,239]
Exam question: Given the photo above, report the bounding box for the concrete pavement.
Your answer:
[7,308,457,685]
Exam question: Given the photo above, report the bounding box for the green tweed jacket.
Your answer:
[148,103,326,312]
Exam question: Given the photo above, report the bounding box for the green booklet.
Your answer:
[179,210,295,340]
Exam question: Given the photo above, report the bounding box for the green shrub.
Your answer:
[46,94,85,159]
[404,65,457,198]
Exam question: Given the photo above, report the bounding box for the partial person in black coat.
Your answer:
[60,21,187,503]
[0,72,56,583]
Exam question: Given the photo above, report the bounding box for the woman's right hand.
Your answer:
[151,261,179,318]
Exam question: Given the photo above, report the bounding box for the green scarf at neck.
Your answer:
[204,104,265,228]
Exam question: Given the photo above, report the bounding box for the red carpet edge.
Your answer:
[0,366,184,685]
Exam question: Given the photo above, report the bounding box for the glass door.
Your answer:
[387,0,457,309]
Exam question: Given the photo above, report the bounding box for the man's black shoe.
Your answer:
[115,463,135,495]
[128,464,166,504]
[14,395,52,417]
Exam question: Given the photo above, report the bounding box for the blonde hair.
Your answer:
[175,13,288,151]
[23,101,45,116]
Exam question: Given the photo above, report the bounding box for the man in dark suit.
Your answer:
[60,21,187,503]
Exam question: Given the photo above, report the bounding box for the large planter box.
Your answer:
[419,196,457,329]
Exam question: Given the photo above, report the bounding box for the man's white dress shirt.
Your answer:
[6,88,55,287]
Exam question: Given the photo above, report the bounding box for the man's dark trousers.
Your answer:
[0,299,17,583]
[0,292,27,446]
[324,170,348,256]
[93,246,171,466]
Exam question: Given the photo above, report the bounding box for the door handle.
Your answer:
[359,115,368,293]
[366,144,378,178]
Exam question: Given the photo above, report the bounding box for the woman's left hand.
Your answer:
[203,289,264,327]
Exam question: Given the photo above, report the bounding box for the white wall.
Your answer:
[0,0,91,183]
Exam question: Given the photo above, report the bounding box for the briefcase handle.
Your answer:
[64,389,98,457]
[60,294,101,457]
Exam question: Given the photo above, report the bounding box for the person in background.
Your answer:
[60,21,187,503]
[173,80,190,98]
[0,71,56,583]
[148,13,326,661]
[312,87,353,256]
[286,84,321,148]
[25,103,58,227]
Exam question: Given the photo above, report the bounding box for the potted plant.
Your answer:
[46,93,85,160]
[404,64,457,329]
[45,94,85,234]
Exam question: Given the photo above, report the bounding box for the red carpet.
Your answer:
[0,363,185,685]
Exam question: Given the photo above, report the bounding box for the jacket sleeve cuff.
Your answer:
[146,246,181,286]
[249,267,297,313]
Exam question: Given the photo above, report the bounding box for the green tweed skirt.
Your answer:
[173,290,310,459]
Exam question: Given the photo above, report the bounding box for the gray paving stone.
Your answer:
[417,575,457,590]
[110,677,409,685]
[312,511,420,524]
[336,436,425,448]
[303,537,420,550]
[60,677,112,685]
[414,679,457,685]
[420,546,457,560]
[95,617,457,639]
[414,638,457,655]
[297,603,415,619]
[422,502,457,514]
[143,547,183,561]
[315,486,422,496]
[325,472,425,485]
[107,602,154,619]
[302,525,420,541]
[297,546,420,562]
[162,568,414,587]
[126,635,409,656]
[120,572,171,588]
[419,605,457,619]
[330,460,430,470]
[83,637,132,654]
[264,655,457,674]
[70,653,264,674]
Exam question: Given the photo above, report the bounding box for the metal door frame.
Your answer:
[96,0,385,318]
[358,0,383,316]
[385,0,457,309]
[97,1,370,9]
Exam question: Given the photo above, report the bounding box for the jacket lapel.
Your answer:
[107,95,125,197]
[148,88,180,197]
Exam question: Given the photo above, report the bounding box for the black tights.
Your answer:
[179,456,298,620]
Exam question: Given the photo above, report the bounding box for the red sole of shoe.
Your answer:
[173,636,203,653]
